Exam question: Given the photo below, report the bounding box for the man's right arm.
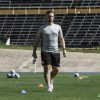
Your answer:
[33,34,39,47]
[32,27,42,58]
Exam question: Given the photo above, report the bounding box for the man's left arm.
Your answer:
[58,26,67,57]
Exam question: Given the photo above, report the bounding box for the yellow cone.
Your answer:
[37,83,44,88]
[78,77,83,80]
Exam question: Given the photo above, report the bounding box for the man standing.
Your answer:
[4,31,11,46]
[32,10,66,92]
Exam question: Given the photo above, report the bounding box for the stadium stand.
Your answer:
[0,14,64,45]
[0,0,100,48]
[0,0,100,8]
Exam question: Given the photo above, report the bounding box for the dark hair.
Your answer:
[46,10,54,15]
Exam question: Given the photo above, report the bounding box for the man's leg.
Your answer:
[49,52,60,91]
[51,66,59,79]
[50,66,59,90]
[43,65,52,92]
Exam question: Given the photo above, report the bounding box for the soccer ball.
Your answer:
[10,69,16,73]
[14,73,20,79]
[7,73,13,78]
[74,72,80,77]
[7,70,16,78]
[7,70,20,79]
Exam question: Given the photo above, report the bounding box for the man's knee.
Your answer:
[52,66,59,73]
[43,65,52,72]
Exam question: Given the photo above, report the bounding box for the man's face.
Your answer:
[46,12,54,22]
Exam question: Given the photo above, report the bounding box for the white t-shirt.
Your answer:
[37,23,63,52]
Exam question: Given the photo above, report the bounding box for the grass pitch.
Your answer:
[0,72,100,100]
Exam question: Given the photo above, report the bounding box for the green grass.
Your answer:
[0,43,33,50]
[0,73,100,100]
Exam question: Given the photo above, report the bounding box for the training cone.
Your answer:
[20,90,27,94]
[37,83,44,88]
[78,77,83,80]
[97,94,100,97]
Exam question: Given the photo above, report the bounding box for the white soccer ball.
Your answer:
[74,72,80,77]
[7,73,16,78]
[7,70,20,79]
[14,73,20,79]
[10,69,16,73]
[7,73,12,78]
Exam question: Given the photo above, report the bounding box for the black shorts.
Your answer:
[41,51,60,67]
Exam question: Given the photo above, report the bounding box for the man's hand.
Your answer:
[32,51,37,59]
[63,49,67,57]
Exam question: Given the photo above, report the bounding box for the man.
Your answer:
[4,31,11,46]
[32,10,66,92]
